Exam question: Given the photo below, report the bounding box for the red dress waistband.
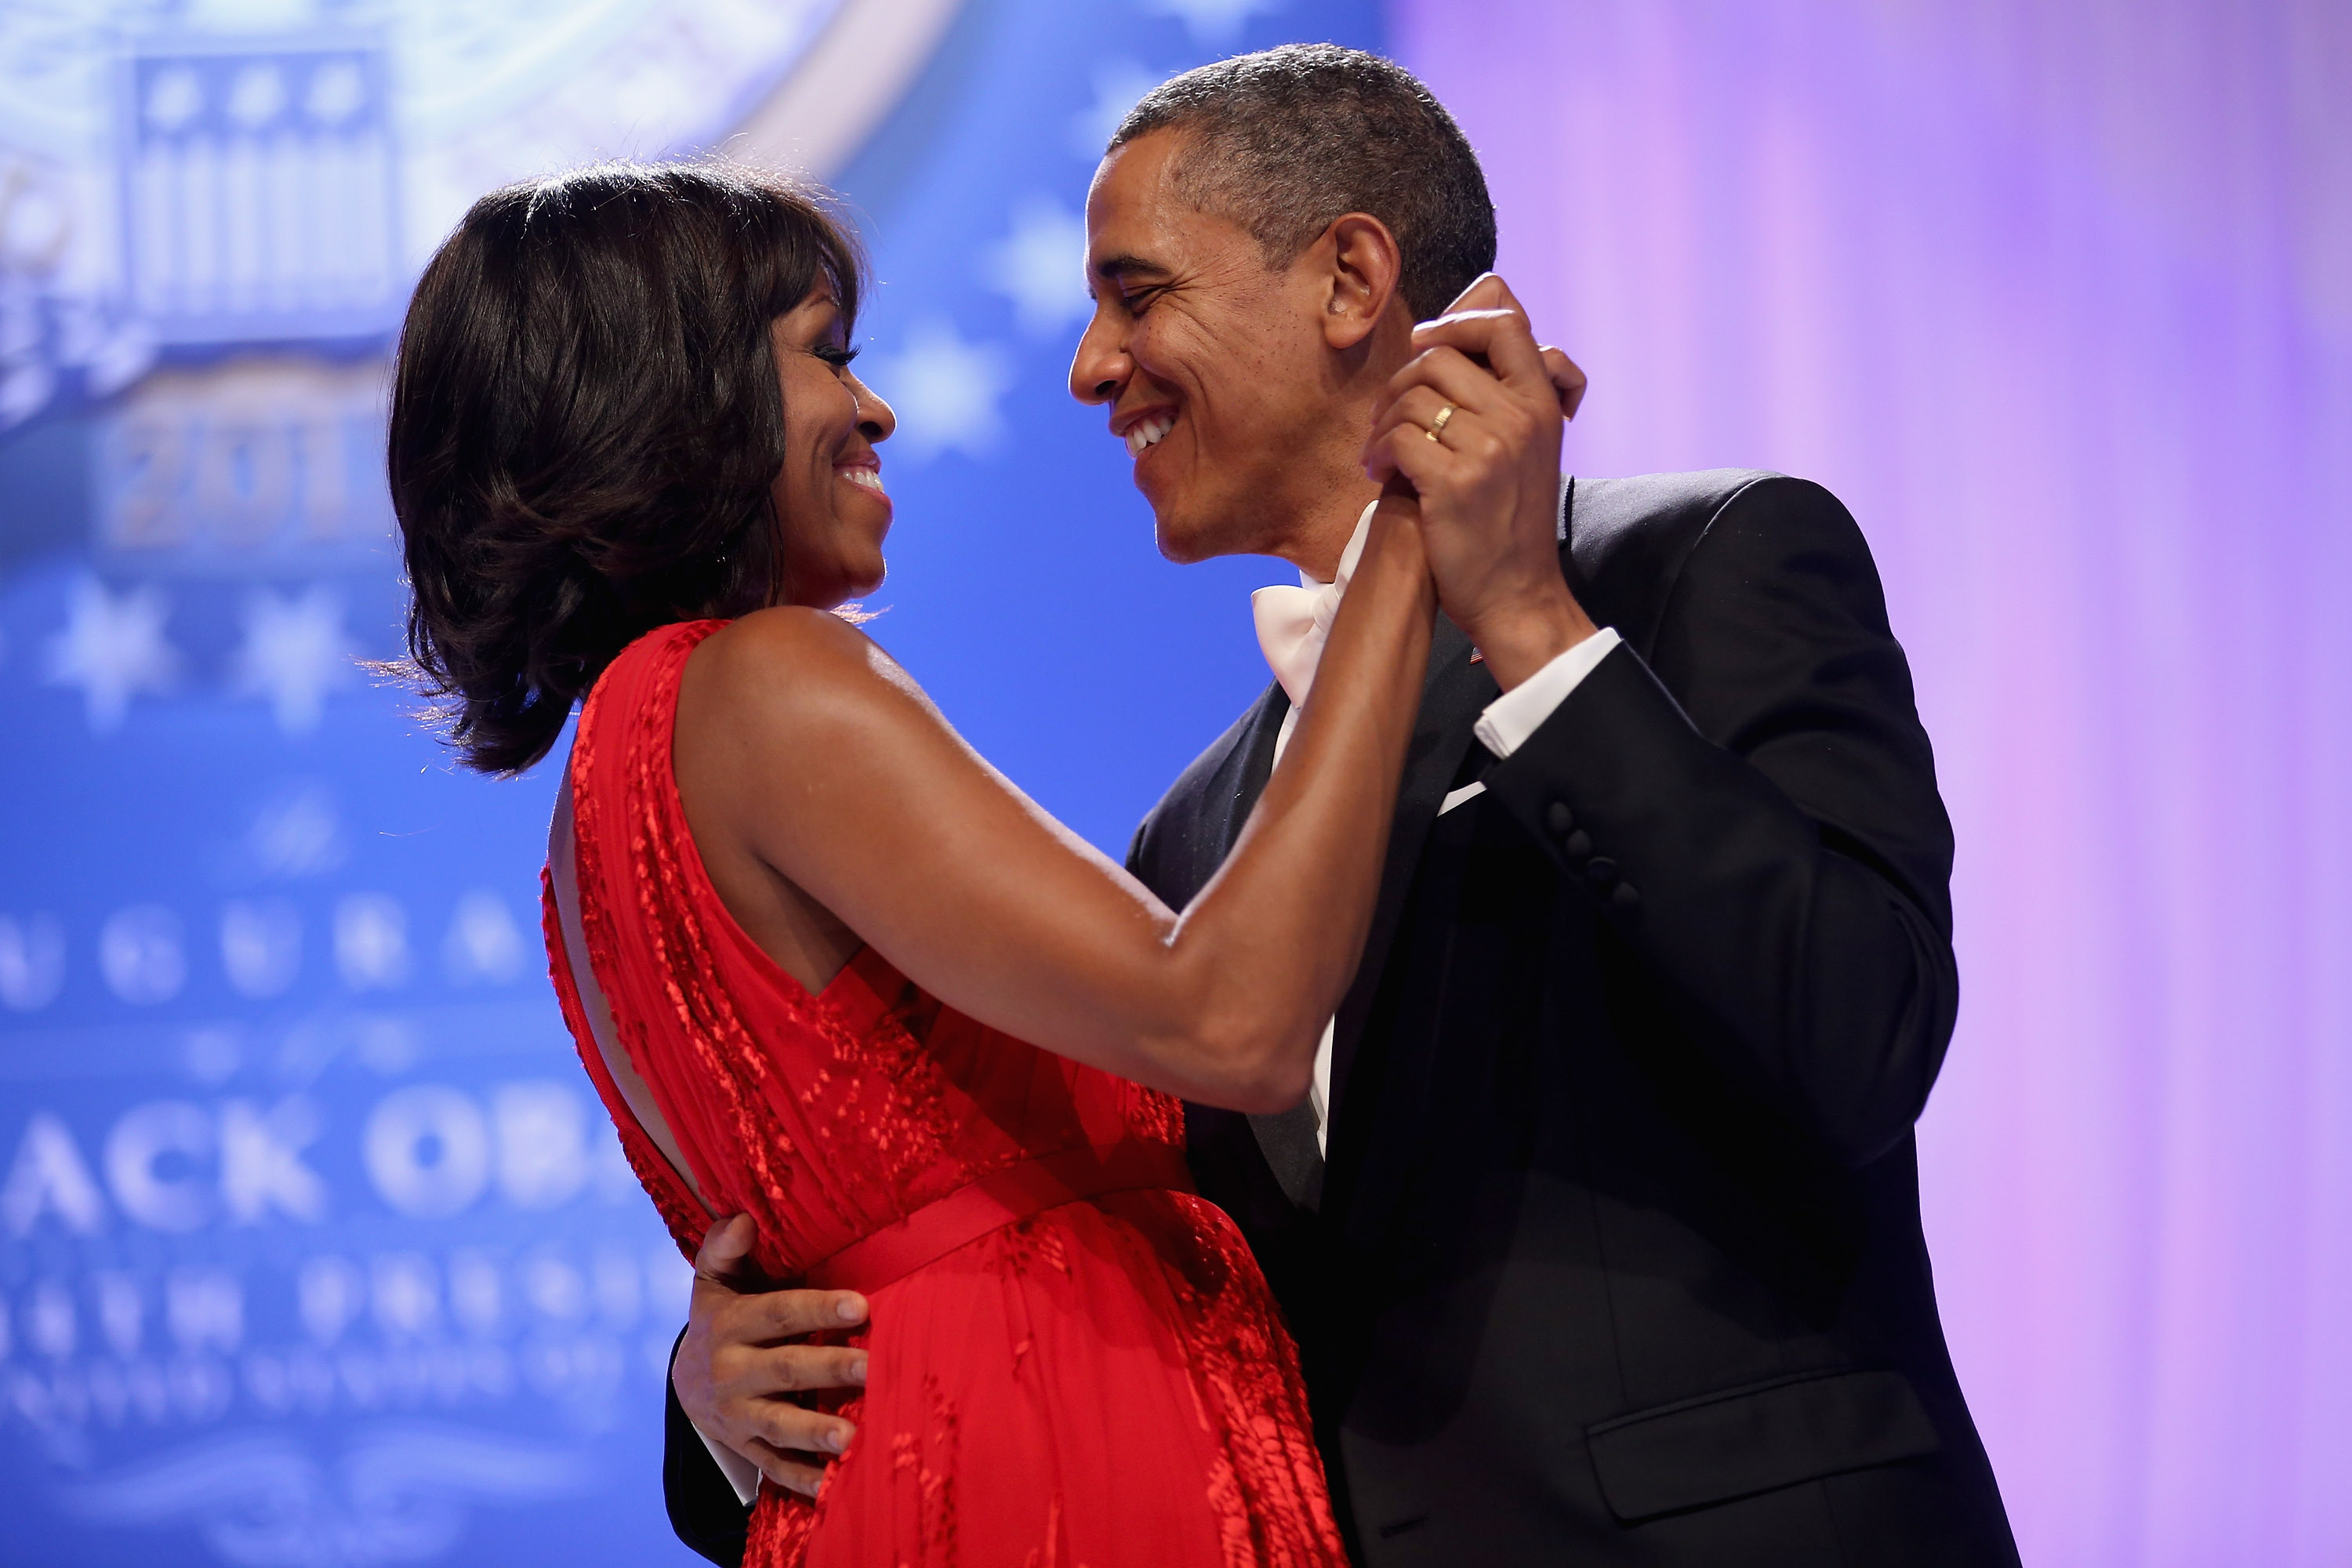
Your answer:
[800,1142,1196,1294]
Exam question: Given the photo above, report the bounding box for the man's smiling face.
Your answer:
[1069,129,1354,565]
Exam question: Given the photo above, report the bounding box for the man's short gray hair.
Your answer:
[1109,44,1497,321]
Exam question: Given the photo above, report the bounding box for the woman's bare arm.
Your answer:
[673,493,1432,1113]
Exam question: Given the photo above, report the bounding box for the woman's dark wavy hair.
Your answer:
[388,161,864,775]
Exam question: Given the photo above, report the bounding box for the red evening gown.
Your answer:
[541,621,1347,1567]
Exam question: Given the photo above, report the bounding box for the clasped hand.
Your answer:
[1360,272,1597,689]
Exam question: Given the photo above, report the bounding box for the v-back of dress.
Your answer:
[542,620,1344,1567]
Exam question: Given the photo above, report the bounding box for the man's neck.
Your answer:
[1269,472,1384,583]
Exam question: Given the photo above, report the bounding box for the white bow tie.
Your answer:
[1250,501,1377,708]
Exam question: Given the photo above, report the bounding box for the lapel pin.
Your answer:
[1468,648,1484,665]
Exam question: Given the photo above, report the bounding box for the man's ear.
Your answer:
[1319,212,1405,351]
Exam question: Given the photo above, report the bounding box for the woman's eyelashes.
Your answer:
[812,343,861,370]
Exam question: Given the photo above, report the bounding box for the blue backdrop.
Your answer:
[0,2,1379,1563]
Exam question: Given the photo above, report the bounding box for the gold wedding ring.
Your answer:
[1426,403,1457,441]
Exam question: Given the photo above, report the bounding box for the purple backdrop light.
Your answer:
[1389,2,2352,1562]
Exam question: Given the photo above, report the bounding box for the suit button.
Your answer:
[1544,800,1575,837]
[1586,856,1619,884]
[1612,880,1641,911]
[1563,829,1592,859]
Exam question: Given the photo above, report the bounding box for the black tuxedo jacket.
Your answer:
[1129,471,2016,1566]
[661,470,2017,1567]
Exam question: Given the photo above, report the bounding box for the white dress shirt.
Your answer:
[1254,490,1617,1152]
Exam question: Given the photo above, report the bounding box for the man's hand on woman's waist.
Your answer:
[674,1214,870,1501]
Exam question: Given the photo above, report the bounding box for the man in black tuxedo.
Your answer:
[659,44,2018,1566]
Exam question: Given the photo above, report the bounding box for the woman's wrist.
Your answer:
[1357,491,1430,590]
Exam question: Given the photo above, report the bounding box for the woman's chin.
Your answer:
[843,558,887,602]
[777,556,884,611]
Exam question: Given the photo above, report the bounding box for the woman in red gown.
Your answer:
[388,165,1436,1566]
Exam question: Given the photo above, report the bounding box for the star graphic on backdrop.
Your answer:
[868,321,1014,463]
[985,197,1092,336]
[1141,0,1285,45]
[444,889,526,985]
[1070,59,1165,159]
[44,576,180,732]
[244,782,347,879]
[231,584,357,735]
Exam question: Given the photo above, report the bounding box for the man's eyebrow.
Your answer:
[1092,254,1169,284]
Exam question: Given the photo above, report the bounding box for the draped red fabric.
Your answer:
[543,619,1345,1567]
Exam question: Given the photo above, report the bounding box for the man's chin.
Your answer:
[1149,495,1245,566]
[1154,524,1214,565]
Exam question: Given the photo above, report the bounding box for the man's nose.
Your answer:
[1068,316,1127,406]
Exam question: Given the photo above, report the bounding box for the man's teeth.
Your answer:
[1123,415,1174,457]
[841,467,885,492]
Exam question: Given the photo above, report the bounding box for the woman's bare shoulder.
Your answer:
[681,607,929,756]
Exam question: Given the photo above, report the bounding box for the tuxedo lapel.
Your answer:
[1218,682,1290,854]
[1200,630,1490,1213]
[1200,684,1325,1205]
[1327,615,1495,1143]
[1143,681,1289,910]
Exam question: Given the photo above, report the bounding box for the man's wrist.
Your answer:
[1468,580,1599,691]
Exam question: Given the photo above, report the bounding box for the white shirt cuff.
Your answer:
[692,1414,764,1508]
[1472,627,1621,760]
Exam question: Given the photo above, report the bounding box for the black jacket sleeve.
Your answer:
[662,1327,753,1566]
[1486,475,1958,1167]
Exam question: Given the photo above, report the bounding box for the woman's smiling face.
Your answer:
[768,285,896,609]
